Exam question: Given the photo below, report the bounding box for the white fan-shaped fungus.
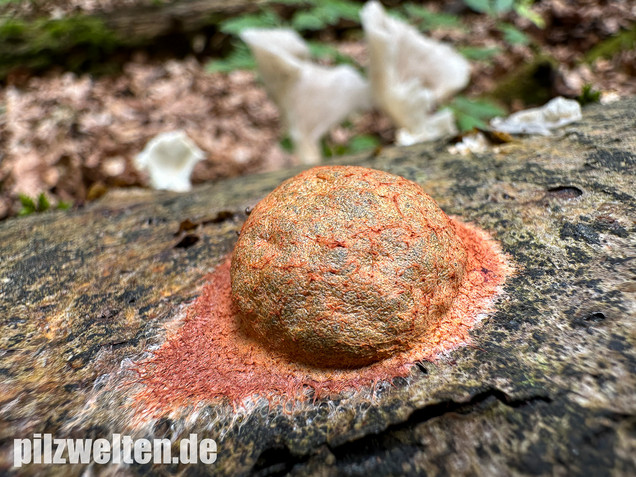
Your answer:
[447,131,490,156]
[241,28,371,164]
[134,130,204,192]
[360,1,470,145]
[490,97,583,135]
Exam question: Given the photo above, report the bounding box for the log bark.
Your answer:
[0,98,635,475]
[96,0,266,41]
[0,0,269,81]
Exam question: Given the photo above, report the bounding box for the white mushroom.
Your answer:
[134,130,204,192]
[490,97,583,135]
[360,1,471,145]
[241,28,371,164]
[396,109,458,146]
[447,132,490,156]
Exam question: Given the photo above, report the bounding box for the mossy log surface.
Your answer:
[0,0,266,80]
[1,99,635,475]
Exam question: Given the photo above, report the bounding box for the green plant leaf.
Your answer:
[219,10,281,36]
[206,43,256,73]
[514,1,545,28]
[448,96,507,132]
[307,41,339,59]
[494,0,515,14]
[346,134,381,154]
[290,0,361,31]
[451,96,506,118]
[307,41,356,66]
[387,9,408,22]
[292,11,327,31]
[320,0,362,22]
[463,0,493,15]
[463,0,515,15]
[279,136,294,153]
[458,46,501,61]
[498,23,531,45]
[456,113,490,131]
[402,4,464,31]
[323,133,381,158]
[584,25,636,63]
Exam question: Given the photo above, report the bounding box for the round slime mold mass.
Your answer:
[231,166,468,368]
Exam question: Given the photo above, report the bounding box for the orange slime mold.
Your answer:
[136,166,512,410]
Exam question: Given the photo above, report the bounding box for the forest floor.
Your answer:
[0,0,634,219]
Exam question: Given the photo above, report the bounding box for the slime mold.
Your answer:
[137,166,512,409]
[232,166,469,367]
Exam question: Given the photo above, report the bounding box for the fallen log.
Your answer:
[0,98,634,475]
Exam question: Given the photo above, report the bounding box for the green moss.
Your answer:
[17,193,72,216]
[0,15,121,80]
[577,84,601,106]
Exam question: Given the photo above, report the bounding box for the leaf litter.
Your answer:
[0,0,634,219]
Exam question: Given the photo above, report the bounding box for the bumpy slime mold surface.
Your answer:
[136,165,512,408]
[232,166,469,367]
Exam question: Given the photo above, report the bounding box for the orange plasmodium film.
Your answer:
[136,166,512,410]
